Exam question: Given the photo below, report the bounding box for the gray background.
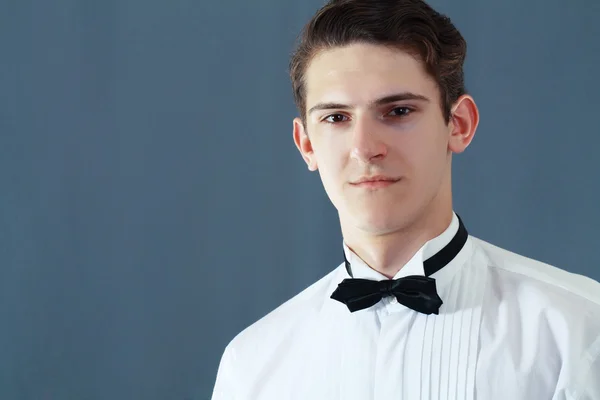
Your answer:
[1,0,599,398]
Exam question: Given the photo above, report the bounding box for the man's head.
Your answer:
[290,0,479,237]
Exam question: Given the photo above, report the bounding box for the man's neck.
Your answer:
[341,208,454,279]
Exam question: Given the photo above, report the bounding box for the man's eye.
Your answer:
[324,114,349,123]
[388,107,412,117]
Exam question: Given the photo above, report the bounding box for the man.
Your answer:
[212,0,600,398]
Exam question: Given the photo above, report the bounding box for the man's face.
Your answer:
[294,43,459,235]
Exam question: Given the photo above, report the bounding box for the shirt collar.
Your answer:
[342,212,466,288]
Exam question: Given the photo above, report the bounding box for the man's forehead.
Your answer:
[304,44,436,108]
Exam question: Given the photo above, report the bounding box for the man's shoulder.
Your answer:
[227,264,344,352]
[471,236,600,309]
[471,236,600,393]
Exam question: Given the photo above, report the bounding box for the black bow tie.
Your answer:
[331,215,468,314]
[331,275,443,314]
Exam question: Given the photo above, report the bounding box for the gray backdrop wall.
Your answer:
[1,0,599,398]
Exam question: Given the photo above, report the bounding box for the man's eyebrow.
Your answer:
[372,92,430,106]
[307,102,352,115]
[307,92,430,115]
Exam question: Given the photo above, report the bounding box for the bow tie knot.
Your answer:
[379,280,394,295]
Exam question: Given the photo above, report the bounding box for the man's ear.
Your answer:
[293,118,318,171]
[448,94,479,154]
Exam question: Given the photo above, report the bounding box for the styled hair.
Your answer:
[289,0,467,125]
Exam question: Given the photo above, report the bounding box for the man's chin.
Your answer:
[348,213,405,236]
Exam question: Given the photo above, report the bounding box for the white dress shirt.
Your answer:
[212,213,600,399]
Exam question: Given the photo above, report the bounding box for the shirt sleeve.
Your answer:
[211,344,237,400]
[566,335,600,400]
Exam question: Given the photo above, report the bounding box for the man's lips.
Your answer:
[350,175,400,188]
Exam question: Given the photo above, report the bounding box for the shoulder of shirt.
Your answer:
[470,235,600,307]
[224,265,343,351]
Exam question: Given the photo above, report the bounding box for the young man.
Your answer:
[212,1,600,398]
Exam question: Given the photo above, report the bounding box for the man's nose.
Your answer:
[350,117,387,163]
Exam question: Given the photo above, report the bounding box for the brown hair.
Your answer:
[289,0,467,125]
